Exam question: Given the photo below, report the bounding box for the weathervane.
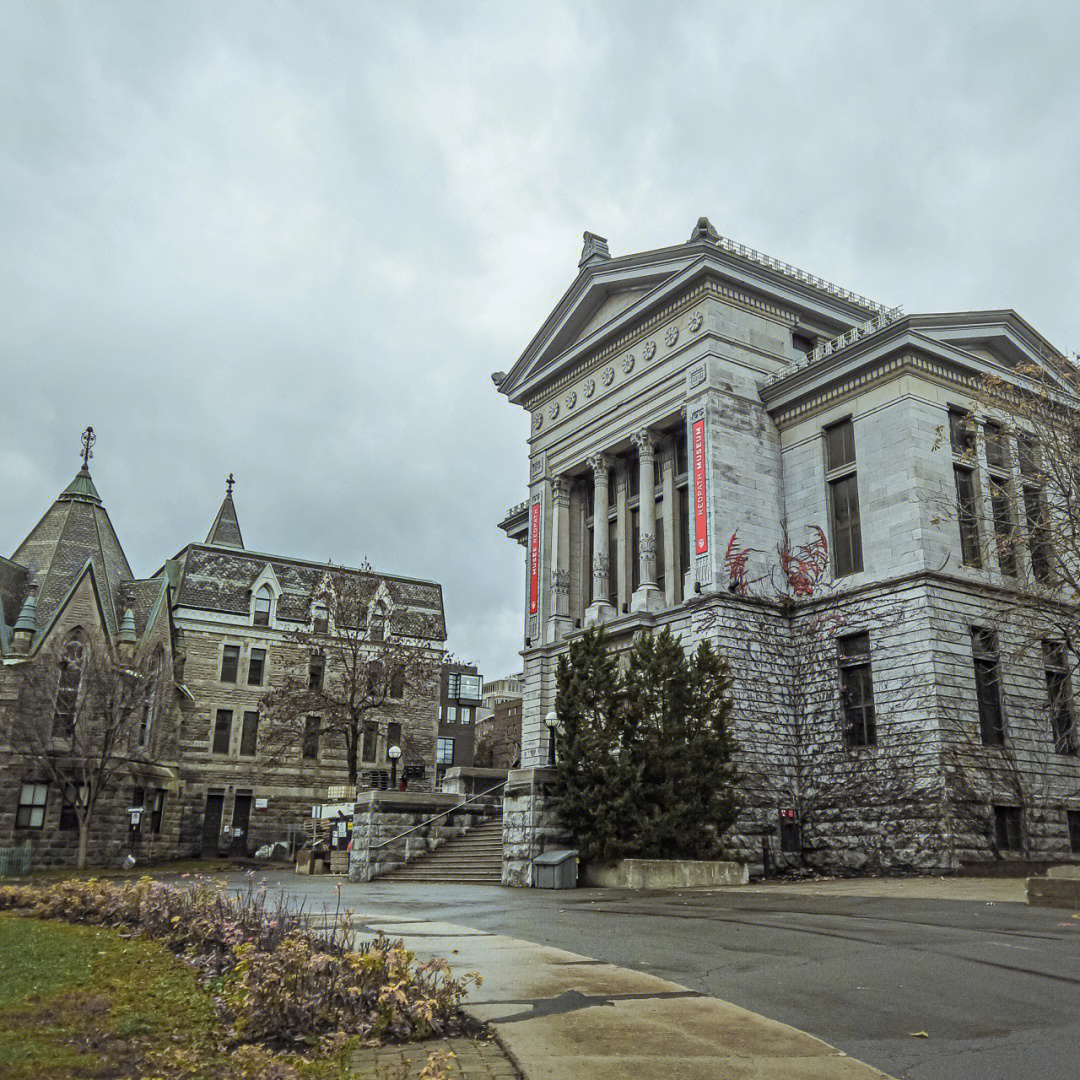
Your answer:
[80,426,96,469]
[226,472,235,497]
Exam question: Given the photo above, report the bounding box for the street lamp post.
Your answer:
[545,711,559,767]
[388,744,402,789]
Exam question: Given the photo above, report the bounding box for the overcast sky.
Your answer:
[3,1,1079,678]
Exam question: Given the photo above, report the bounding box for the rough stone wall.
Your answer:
[501,767,574,887]
[349,791,493,881]
[175,619,441,856]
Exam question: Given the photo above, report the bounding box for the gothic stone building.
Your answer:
[497,219,1080,871]
[1,458,447,867]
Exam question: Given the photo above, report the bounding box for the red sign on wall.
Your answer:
[528,501,541,614]
[692,418,708,555]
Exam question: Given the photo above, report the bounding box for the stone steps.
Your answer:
[384,816,504,884]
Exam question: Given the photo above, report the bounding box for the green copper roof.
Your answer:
[58,465,102,505]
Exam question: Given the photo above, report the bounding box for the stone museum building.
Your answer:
[497,219,1080,871]
[0,452,447,866]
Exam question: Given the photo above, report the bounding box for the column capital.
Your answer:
[630,429,655,459]
[551,475,571,505]
[586,452,612,480]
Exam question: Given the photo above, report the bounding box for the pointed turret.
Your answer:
[205,473,245,549]
[11,428,133,640]
[12,583,38,654]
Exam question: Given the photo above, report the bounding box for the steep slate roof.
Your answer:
[0,555,28,629]
[205,493,244,548]
[11,465,133,638]
[170,543,447,641]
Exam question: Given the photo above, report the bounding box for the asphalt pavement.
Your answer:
[215,872,1080,1080]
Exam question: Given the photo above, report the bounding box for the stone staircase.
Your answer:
[383,814,504,885]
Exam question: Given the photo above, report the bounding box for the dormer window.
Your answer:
[312,601,329,634]
[253,585,273,627]
[370,603,388,641]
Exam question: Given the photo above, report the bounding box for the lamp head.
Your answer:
[545,711,559,731]
[387,744,402,760]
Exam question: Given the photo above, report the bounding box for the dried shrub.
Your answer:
[0,876,479,1046]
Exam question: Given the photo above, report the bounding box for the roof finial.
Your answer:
[80,426,96,470]
[226,472,235,497]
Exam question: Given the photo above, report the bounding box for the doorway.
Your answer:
[230,792,253,855]
[201,793,224,856]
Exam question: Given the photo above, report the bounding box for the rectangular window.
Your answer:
[16,783,47,829]
[361,724,378,763]
[972,628,1005,745]
[308,654,325,691]
[1043,641,1077,754]
[949,408,975,457]
[387,722,402,750]
[150,789,165,835]
[240,711,259,757]
[655,513,665,593]
[458,674,482,700]
[302,716,320,760]
[993,805,1023,852]
[627,451,640,500]
[608,531,618,608]
[212,709,233,754]
[59,784,86,831]
[389,668,405,699]
[630,508,640,592]
[954,465,981,566]
[989,479,1017,575]
[984,422,1009,472]
[1069,809,1080,854]
[674,432,689,478]
[585,525,594,605]
[1024,486,1052,583]
[838,632,875,747]
[220,645,240,683]
[436,737,455,766]
[460,706,472,725]
[445,705,457,723]
[825,419,863,577]
[677,484,690,598]
[247,648,266,686]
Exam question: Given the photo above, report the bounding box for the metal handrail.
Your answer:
[367,779,507,851]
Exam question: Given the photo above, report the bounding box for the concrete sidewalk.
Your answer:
[353,913,896,1080]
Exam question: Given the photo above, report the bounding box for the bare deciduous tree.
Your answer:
[259,568,445,788]
[11,634,164,868]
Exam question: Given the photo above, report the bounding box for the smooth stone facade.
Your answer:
[582,857,749,889]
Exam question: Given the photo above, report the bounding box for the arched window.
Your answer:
[52,631,85,739]
[253,585,273,627]
[139,648,164,748]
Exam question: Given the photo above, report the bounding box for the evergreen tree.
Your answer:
[552,626,739,862]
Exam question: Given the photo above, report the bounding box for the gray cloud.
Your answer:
[3,0,1079,677]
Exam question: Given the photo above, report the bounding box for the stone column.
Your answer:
[661,441,677,607]
[548,476,572,642]
[631,430,664,613]
[584,454,616,626]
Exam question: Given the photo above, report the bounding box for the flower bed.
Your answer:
[0,876,479,1046]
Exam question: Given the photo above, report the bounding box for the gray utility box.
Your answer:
[533,849,579,889]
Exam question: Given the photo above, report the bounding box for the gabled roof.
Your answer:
[10,465,133,638]
[205,492,244,548]
[497,220,896,405]
[166,543,447,641]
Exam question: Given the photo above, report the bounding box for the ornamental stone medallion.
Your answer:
[642,339,656,361]
[549,401,560,420]
[689,311,703,332]
[622,353,635,374]
[533,412,543,430]
[601,366,615,386]
[583,377,596,399]
[565,390,577,410]
[665,325,679,347]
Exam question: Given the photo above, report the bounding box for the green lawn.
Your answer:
[0,915,344,1079]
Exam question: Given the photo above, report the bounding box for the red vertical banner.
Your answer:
[528,501,542,614]
[692,419,708,555]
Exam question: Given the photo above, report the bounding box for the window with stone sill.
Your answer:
[825,419,863,577]
[247,648,266,687]
[1068,809,1080,854]
[253,585,273,627]
[52,631,85,739]
[1043,641,1078,755]
[993,804,1023,852]
[838,631,875,747]
[308,653,325,691]
[220,645,240,683]
[59,784,87,831]
[16,783,48,829]
[212,709,232,755]
[302,716,320,760]
[240,711,259,757]
[972,628,1005,746]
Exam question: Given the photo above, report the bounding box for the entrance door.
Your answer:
[230,794,253,855]
[201,794,224,856]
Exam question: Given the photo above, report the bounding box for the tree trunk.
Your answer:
[77,818,89,869]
